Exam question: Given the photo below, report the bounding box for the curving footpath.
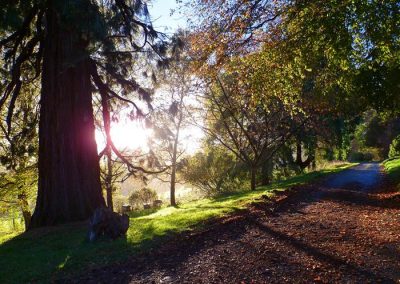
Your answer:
[71,163,400,284]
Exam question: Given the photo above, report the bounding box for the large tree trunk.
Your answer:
[30,6,105,228]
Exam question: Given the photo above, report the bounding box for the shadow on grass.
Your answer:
[0,223,177,283]
[0,163,356,283]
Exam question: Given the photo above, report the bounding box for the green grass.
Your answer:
[0,163,355,283]
[383,157,400,188]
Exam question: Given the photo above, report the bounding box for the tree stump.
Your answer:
[88,207,129,242]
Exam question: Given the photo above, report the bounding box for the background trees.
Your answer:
[149,36,196,206]
[281,0,400,112]
[197,76,299,191]
[180,0,400,194]
[181,146,248,196]
[0,84,38,230]
[0,168,36,230]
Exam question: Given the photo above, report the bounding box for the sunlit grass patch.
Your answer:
[0,231,19,244]
[0,162,354,283]
[383,157,400,189]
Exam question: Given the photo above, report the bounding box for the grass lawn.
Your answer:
[0,163,355,283]
[383,157,400,187]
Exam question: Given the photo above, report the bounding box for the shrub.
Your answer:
[363,152,374,161]
[181,148,248,197]
[128,187,158,210]
[349,152,363,162]
[389,135,400,158]
[348,152,373,162]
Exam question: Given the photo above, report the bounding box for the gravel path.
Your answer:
[71,164,400,284]
[324,163,382,190]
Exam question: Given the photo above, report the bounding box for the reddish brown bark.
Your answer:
[30,7,105,228]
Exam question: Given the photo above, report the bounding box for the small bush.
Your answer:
[363,152,374,161]
[181,149,248,197]
[348,152,374,162]
[349,152,364,162]
[128,187,158,210]
[388,135,400,158]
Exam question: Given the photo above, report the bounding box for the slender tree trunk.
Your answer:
[295,140,314,171]
[261,159,273,186]
[18,194,31,231]
[170,139,178,207]
[261,174,270,186]
[170,166,177,207]
[21,209,32,231]
[170,107,184,207]
[102,77,113,211]
[105,147,114,211]
[296,141,302,165]
[310,159,316,171]
[30,6,105,228]
[250,166,257,191]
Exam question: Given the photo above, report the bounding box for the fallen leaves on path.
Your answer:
[67,182,400,284]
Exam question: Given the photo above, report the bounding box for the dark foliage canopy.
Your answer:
[1,1,166,124]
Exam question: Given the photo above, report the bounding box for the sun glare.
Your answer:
[113,121,152,151]
[96,115,204,155]
[96,119,152,152]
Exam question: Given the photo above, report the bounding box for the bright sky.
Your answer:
[96,1,202,156]
[148,0,186,34]
[96,115,202,155]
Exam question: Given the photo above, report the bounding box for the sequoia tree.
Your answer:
[0,0,164,228]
